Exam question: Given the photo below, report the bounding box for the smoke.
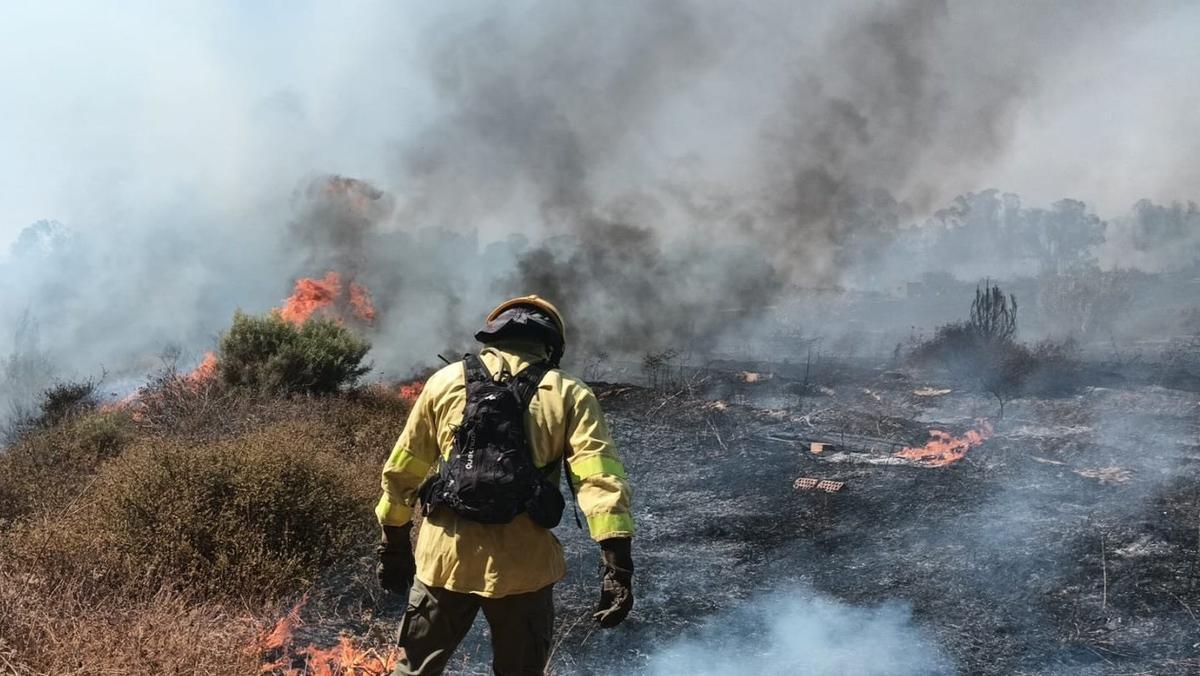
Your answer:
[645,589,951,676]
[0,0,1196,388]
[388,0,1163,355]
[1103,199,1200,273]
[288,175,395,279]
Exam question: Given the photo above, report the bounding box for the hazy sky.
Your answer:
[1,0,1198,252]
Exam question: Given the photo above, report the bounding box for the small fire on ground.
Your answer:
[894,420,994,468]
[397,380,423,403]
[255,597,400,676]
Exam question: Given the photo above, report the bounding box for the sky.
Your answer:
[1,0,1199,254]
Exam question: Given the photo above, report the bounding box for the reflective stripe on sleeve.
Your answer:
[568,455,626,485]
[384,447,433,479]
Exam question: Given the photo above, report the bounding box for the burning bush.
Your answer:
[218,311,371,395]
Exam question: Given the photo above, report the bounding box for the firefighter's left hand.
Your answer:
[593,537,634,628]
[376,524,416,597]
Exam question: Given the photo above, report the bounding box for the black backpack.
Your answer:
[417,353,566,528]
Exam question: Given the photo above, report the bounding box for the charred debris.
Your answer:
[533,282,1200,675]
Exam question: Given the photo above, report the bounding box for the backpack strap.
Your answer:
[463,353,492,384]
[511,362,550,409]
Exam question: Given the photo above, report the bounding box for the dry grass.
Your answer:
[0,409,136,526]
[0,375,412,675]
[0,573,262,676]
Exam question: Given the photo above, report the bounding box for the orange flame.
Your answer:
[280,272,342,325]
[279,271,376,326]
[348,282,376,323]
[397,380,423,403]
[186,351,219,384]
[255,597,400,676]
[894,419,993,467]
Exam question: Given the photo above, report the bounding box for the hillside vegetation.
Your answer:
[0,313,405,675]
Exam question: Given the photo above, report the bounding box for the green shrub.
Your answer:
[218,311,371,395]
[84,422,371,601]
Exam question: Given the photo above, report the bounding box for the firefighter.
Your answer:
[375,295,635,676]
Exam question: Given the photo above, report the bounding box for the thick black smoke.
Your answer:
[288,175,395,279]
[0,0,1191,392]
[388,0,1155,358]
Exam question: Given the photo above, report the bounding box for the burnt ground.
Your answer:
[543,366,1200,675]
[339,363,1200,675]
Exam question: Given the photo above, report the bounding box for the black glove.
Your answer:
[593,537,634,628]
[376,524,416,597]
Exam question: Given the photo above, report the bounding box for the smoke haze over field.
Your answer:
[645,590,950,675]
[2,0,1199,396]
[5,5,1200,673]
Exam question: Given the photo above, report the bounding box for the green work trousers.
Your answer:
[393,579,554,676]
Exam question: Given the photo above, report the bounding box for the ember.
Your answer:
[893,420,994,468]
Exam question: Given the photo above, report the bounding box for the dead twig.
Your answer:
[547,609,592,668]
[1163,588,1198,625]
[706,416,728,452]
[1101,533,1108,611]
[646,389,685,418]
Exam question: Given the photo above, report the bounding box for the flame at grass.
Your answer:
[894,420,994,467]
[255,596,400,676]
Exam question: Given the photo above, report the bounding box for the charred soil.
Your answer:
[538,368,1200,675]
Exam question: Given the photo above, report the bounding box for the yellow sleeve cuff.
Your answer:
[586,511,635,541]
[375,496,414,526]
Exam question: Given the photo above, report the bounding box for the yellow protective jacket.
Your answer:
[375,342,634,598]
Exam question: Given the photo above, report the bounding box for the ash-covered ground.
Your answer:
[325,357,1200,676]
[390,359,1200,676]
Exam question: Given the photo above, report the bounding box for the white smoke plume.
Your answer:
[646,589,951,676]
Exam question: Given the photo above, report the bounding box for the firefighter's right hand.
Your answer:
[376,524,416,597]
[593,537,634,628]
